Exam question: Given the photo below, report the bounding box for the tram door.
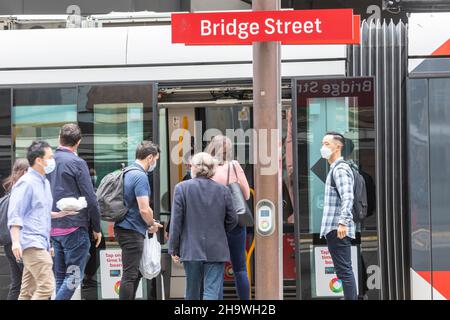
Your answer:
[162,107,196,299]
[160,103,255,299]
[292,77,380,300]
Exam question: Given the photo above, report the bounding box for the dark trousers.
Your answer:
[326,230,358,300]
[4,243,24,300]
[219,225,250,300]
[84,227,106,278]
[115,227,144,300]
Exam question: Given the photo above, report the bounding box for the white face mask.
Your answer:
[147,160,157,173]
[41,158,56,174]
[320,146,333,160]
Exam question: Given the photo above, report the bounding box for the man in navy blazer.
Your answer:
[169,152,237,300]
[47,123,102,300]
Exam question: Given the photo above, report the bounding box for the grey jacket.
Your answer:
[168,177,238,262]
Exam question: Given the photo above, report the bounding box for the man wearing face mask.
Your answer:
[8,141,56,299]
[47,123,102,300]
[320,132,358,300]
[115,140,163,300]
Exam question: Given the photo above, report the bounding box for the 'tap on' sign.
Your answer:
[171,9,360,45]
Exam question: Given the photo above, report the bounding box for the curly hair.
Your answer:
[190,152,218,179]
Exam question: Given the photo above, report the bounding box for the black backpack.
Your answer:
[330,160,369,223]
[96,167,141,222]
[0,193,11,246]
[359,169,376,217]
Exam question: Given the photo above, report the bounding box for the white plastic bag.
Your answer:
[139,232,161,280]
[56,197,87,212]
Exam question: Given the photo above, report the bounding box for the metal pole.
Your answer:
[252,0,283,300]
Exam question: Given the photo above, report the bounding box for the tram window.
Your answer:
[78,84,153,242]
[12,88,77,158]
[0,89,11,196]
[93,103,144,179]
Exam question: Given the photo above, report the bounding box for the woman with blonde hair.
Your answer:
[0,158,29,300]
[205,135,251,300]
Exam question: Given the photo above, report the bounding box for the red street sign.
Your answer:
[171,9,360,45]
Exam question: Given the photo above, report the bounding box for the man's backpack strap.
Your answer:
[123,166,145,175]
[330,160,350,198]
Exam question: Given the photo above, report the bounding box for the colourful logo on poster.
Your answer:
[329,278,343,293]
[114,281,121,295]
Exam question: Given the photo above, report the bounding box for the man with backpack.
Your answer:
[110,141,162,300]
[320,132,358,300]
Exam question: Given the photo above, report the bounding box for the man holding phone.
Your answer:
[114,141,163,300]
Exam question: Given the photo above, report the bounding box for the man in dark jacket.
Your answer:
[169,152,237,300]
[47,123,102,300]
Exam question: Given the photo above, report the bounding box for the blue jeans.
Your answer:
[183,261,224,300]
[219,225,250,300]
[325,230,358,300]
[52,227,91,300]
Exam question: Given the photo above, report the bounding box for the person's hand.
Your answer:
[93,231,102,248]
[11,241,22,262]
[164,229,169,242]
[287,214,295,224]
[51,211,79,219]
[337,224,348,239]
[171,255,180,264]
[148,222,163,234]
[51,211,65,219]
[62,210,79,216]
[50,247,55,257]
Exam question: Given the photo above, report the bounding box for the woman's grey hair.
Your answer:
[204,135,233,165]
[190,152,217,178]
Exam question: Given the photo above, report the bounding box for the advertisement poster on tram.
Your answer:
[99,249,144,299]
[313,246,359,297]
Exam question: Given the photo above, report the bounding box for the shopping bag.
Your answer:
[139,232,161,280]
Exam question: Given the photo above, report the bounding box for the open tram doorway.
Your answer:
[155,81,298,299]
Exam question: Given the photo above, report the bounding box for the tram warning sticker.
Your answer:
[238,107,250,121]
[99,249,144,299]
[313,246,359,297]
[173,116,180,128]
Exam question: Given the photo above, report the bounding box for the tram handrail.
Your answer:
[246,187,256,300]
